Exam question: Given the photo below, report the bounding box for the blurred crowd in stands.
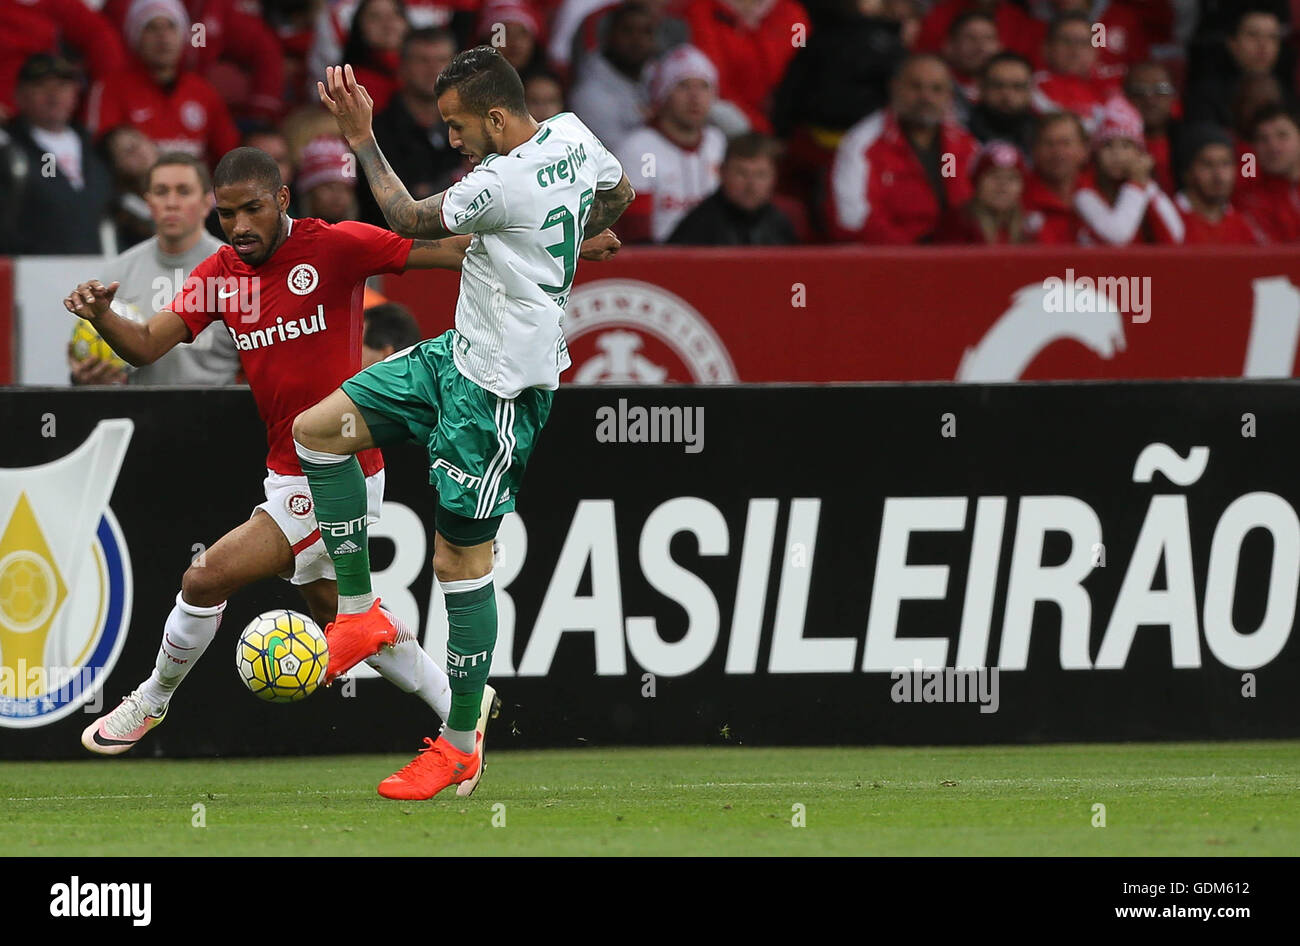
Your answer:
[3,0,1300,251]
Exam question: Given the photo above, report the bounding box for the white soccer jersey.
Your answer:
[440,111,624,398]
[616,124,725,242]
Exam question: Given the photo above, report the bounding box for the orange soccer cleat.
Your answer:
[322,599,398,685]
[378,734,481,800]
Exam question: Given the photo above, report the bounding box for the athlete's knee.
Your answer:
[180,561,232,609]
[433,539,492,584]
[291,406,331,452]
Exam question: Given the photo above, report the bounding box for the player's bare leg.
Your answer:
[379,533,498,800]
[82,511,294,754]
[291,390,397,681]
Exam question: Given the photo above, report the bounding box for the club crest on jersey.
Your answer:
[285,492,313,519]
[287,264,319,296]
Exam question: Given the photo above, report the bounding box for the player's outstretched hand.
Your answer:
[63,280,120,322]
[581,229,621,262]
[318,64,374,147]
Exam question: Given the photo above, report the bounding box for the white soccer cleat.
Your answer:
[81,690,167,755]
[455,683,501,797]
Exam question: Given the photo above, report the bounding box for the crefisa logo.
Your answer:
[0,421,134,727]
[565,279,738,384]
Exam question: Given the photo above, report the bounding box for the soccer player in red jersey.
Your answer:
[62,146,619,779]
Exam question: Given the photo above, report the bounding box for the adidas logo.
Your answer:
[335,540,362,554]
[496,489,510,506]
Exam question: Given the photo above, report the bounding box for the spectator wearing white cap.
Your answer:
[86,0,239,166]
[614,45,726,243]
[1074,96,1183,246]
[296,135,360,224]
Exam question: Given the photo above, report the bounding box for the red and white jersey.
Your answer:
[86,64,239,165]
[1156,193,1261,246]
[1074,180,1183,245]
[1031,70,1122,134]
[165,218,413,476]
[617,124,725,242]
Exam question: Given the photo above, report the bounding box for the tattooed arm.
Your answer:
[585,174,635,238]
[352,138,454,239]
[319,64,452,239]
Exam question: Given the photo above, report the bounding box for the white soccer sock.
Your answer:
[366,613,451,719]
[366,640,452,721]
[137,593,225,712]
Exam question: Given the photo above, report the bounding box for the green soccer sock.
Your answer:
[443,578,497,741]
[295,443,372,609]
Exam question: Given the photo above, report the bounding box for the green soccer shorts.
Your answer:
[341,330,553,537]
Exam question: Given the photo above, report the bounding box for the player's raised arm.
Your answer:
[319,64,452,240]
[585,174,636,238]
[62,280,190,367]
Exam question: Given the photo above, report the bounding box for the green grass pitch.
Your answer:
[3,742,1298,856]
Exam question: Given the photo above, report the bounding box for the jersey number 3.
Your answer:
[539,187,595,297]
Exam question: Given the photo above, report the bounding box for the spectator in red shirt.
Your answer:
[916,0,1044,61]
[1032,11,1122,131]
[1073,95,1182,244]
[1022,110,1089,242]
[102,0,286,124]
[1041,0,1150,74]
[1157,124,1260,245]
[937,139,1032,243]
[684,0,811,134]
[295,135,359,223]
[86,0,240,167]
[829,53,979,243]
[944,11,1002,120]
[1123,60,1181,193]
[1235,104,1300,242]
[0,0,127,121]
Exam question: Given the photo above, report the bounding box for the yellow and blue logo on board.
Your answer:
[0,420,134,728]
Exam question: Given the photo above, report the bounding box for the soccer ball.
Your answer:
[69,300,145,371]
[235,610,329,702]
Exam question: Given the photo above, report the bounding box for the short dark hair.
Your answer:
[605,0,653,32]
[1233,7,1281,36]
[1034,110,1089,147]
[402,26,455,60]
[364,302,422,352]
[434,45,528,117]
[147,151,211,192]
[1047,11,1093,42]
[948,10,995,40]
[724,132,780,165]
[982,50,1033,80]
[213,146,282,194]
[1250,103,1300,139]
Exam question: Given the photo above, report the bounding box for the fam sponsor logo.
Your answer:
[565,279,738,384]
[0,422,133,728]
[431,457,482,491]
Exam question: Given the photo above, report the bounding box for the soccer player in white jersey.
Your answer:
[291,50,634,800]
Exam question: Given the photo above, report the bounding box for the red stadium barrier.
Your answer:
[383,245,1300,383]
